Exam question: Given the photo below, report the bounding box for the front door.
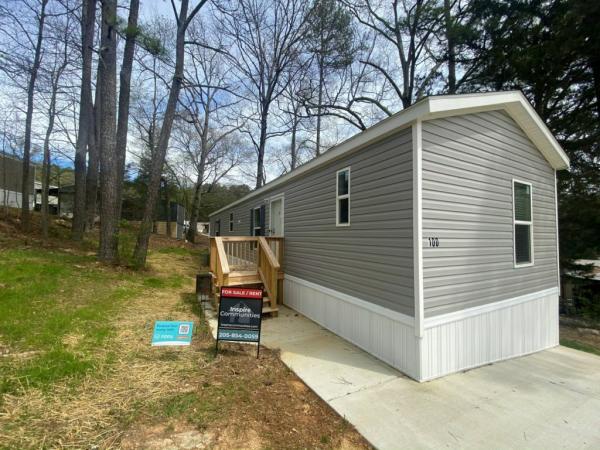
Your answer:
[269,197,284,236]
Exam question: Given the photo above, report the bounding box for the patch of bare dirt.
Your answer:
[0,219,370,449]
[122,424,215,450]
[561,324,600,350]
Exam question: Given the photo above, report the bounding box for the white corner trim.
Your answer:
[554,170,561,296]
[412,120,424,338]
[423,287,559,329]
[284,274,415,327]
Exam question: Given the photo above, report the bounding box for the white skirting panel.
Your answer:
[420,287,559,381]
[0,189,30,208]
[283,277,558,382]
[284,275,420,380]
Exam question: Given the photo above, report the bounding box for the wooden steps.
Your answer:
[227,271,261,286]
[210,236,284,318]
[262,296,278,317]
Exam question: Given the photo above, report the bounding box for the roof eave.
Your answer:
[209,91,570,217]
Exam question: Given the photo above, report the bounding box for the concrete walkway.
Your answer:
[204,303,600,449]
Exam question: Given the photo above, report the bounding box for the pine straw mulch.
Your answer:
[0,226,371,450]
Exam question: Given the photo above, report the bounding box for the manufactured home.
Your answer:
[208,91,570,381]
[0,154,35,209]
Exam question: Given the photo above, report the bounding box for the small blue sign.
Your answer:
[151,321,194,346]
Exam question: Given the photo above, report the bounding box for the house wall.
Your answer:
[211,127,415,316]
[421,110,559,317]
[0,155,35,208]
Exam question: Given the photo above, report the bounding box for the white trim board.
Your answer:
[420,288,559,381]
[284,274,559,332]
[423,287,559,329]
[284,274,415,327]
[554,170,561,295]
[268,193,285,236]
[412,120,424,338]
[284,275,559,382]
[210,91,569,218]
[284,274,419,380]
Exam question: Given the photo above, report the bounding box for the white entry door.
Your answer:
[269,197,284,236]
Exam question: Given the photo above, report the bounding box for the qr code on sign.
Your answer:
[178,324,190,335]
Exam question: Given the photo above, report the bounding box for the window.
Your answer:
[215,219,221,237]
[229,213,234,232]
[336,167,350,226]
[513,180,533,266]
[253,207,262,236]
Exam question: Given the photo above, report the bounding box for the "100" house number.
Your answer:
[428,237,439,247]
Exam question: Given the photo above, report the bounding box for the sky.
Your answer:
[0,0,370,188]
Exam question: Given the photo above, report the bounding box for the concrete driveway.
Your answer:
[260,306,600,450]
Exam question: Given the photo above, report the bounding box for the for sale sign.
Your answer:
[216,287,263,356]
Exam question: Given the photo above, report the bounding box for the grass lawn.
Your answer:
[560,323,600,357]
[560,338,600,356]
[0,215,369,450]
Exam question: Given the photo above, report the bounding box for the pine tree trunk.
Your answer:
[41,76,59,239]
[98,0,119,262]
[115,0,140,222]
[133,0,195,267]
[290,114,298,170]
[186,180,202,243]
[255,108,269,188]
[85,84,99,230]
[316,56,324,157]
[165,180,172,238]
[72,0,96,239]
[21,0,48,232]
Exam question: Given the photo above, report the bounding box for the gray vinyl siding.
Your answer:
[421,110,558,317]
[211,198,269,237]
[0,155,34,194]
[211,128,415,316]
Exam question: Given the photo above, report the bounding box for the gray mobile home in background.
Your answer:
[209,91,570,381]
[0,154,35,209]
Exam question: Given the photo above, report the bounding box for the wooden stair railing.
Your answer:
[210,236,284,315]
[257,237,280,307]
[209,237,230,289]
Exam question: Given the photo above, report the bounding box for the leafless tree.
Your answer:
[132,0,209,267]
[341,0,443,111]
[0,0,49,231]
[72,0,96,240]
[212,0,311,188]
[275,67,313,171]
[40,6,74,239]
[305,0,355,156]
[97,0,119,262]
[115,0,140,221]
[177,22,244,242]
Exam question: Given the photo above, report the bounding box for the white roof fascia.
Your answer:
[423,91,570,170]
[209,91,569,217]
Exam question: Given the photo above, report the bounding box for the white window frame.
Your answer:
[512,179,534,268]
[253,206,262,236]
[336,167,351,227]
[269,193,285,236]
[229,212,234,232]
